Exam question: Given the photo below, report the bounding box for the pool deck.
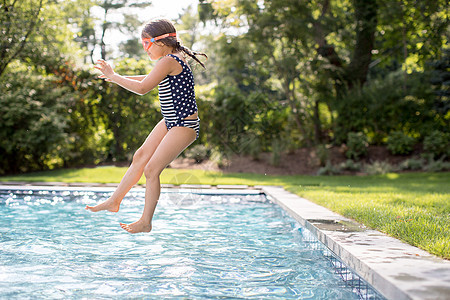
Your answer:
[1,182,450,300]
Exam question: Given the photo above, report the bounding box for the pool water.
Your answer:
[0,188,360,299]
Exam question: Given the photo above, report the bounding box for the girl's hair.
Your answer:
[142,19,207,69]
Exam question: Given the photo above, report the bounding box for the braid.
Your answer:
[179,45,207,69]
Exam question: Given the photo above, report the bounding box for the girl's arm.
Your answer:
[99,75,147,81]
[94,57,178,95]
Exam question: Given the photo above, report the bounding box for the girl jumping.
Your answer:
[86,19,206,234]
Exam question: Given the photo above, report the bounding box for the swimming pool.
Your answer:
[0,188,378,299]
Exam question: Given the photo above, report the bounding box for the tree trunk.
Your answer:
[284,79,312,147]
[313,0,378,91]
[313,99,322,144]
[345,0,378,88]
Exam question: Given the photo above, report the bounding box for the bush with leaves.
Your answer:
[200,83,286,156]
[398,158,426,171]
[387,131,416,155]
[345,132,368,159]
[364,161,395,175]
[334,70,441,144]
[424,158,450,172]
[339,159,362,171]
[317,161,341,176]
[0,70,72,174]
[315,144,329,167]
[184,144,210,163]
[423,130,450,159]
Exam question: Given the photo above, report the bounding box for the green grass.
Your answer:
[1,168,449,259]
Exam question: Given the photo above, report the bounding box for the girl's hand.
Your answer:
[94,59,115,79]
[98,74,112,82]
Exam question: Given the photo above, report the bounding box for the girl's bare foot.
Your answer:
[85,198,120,213]
[120,220,152,234]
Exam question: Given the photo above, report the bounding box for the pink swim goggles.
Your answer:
[142,32,177,51]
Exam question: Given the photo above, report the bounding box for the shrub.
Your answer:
[209,148,229,168]
[270,139,284,166]
[398,158,425,171]
[334,68,445,145]
[315,144,329,167]
[184,144,210,163]
[387,131,416,155]
[346,132,368,159]
[364,161,395,175]
[317,161,341,175]
[424,158,450,172]
[423,130,450,159]
[243,135,262,160]
[339,159,362,171]
[0,72,71,174]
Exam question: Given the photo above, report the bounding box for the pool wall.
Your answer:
[261,186,450,300]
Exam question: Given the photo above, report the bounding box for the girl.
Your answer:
[86,19,206,234]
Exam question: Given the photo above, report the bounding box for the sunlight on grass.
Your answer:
[386,173,399,179]
[1,168,449,259]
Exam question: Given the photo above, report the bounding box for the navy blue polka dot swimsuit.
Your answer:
[158,54,199,138]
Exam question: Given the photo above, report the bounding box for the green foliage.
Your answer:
[317,161,341,176]
[339,159,362,171]
[428,48,449,114]
[317,159,363,175]
[0,0,44,76]
[184,144,210,163]
[315,144,329,167]
[244,137,262,160]
[1,0,449,174]
[208,148,229,168]
[424,158,450,172]
[0,70,70,173]
[270,139,284,166]
[334,70,440,144]
[345,132,368,159]
[387,131,416,155]
[0,0,91,77]
[199,82,286,158]
[209,0,449,148]
[423,130,450,159]
[376,0,448,71]
[364,161,395,175]
[398,158,426,171]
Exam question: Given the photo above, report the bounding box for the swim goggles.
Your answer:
[142,32,177,51]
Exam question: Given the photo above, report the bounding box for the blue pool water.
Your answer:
[0,188,361,299]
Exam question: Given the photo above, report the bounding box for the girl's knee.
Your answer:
[143,162,163,180]
[132,148,147,165]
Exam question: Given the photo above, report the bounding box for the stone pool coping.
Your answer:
[1,182,449,300]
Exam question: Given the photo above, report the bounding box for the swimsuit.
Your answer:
[158,54,200,139]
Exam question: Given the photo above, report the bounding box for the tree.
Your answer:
[0,67,72,173]
[0,0,43,77]
[200,0,449,145]
[93,0,152,60]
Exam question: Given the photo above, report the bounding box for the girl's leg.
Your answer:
[120,126,196,233]
[86,119,168,212]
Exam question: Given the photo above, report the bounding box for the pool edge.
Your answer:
[260,185,450,300]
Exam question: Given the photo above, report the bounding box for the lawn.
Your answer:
[1,168,449,259]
